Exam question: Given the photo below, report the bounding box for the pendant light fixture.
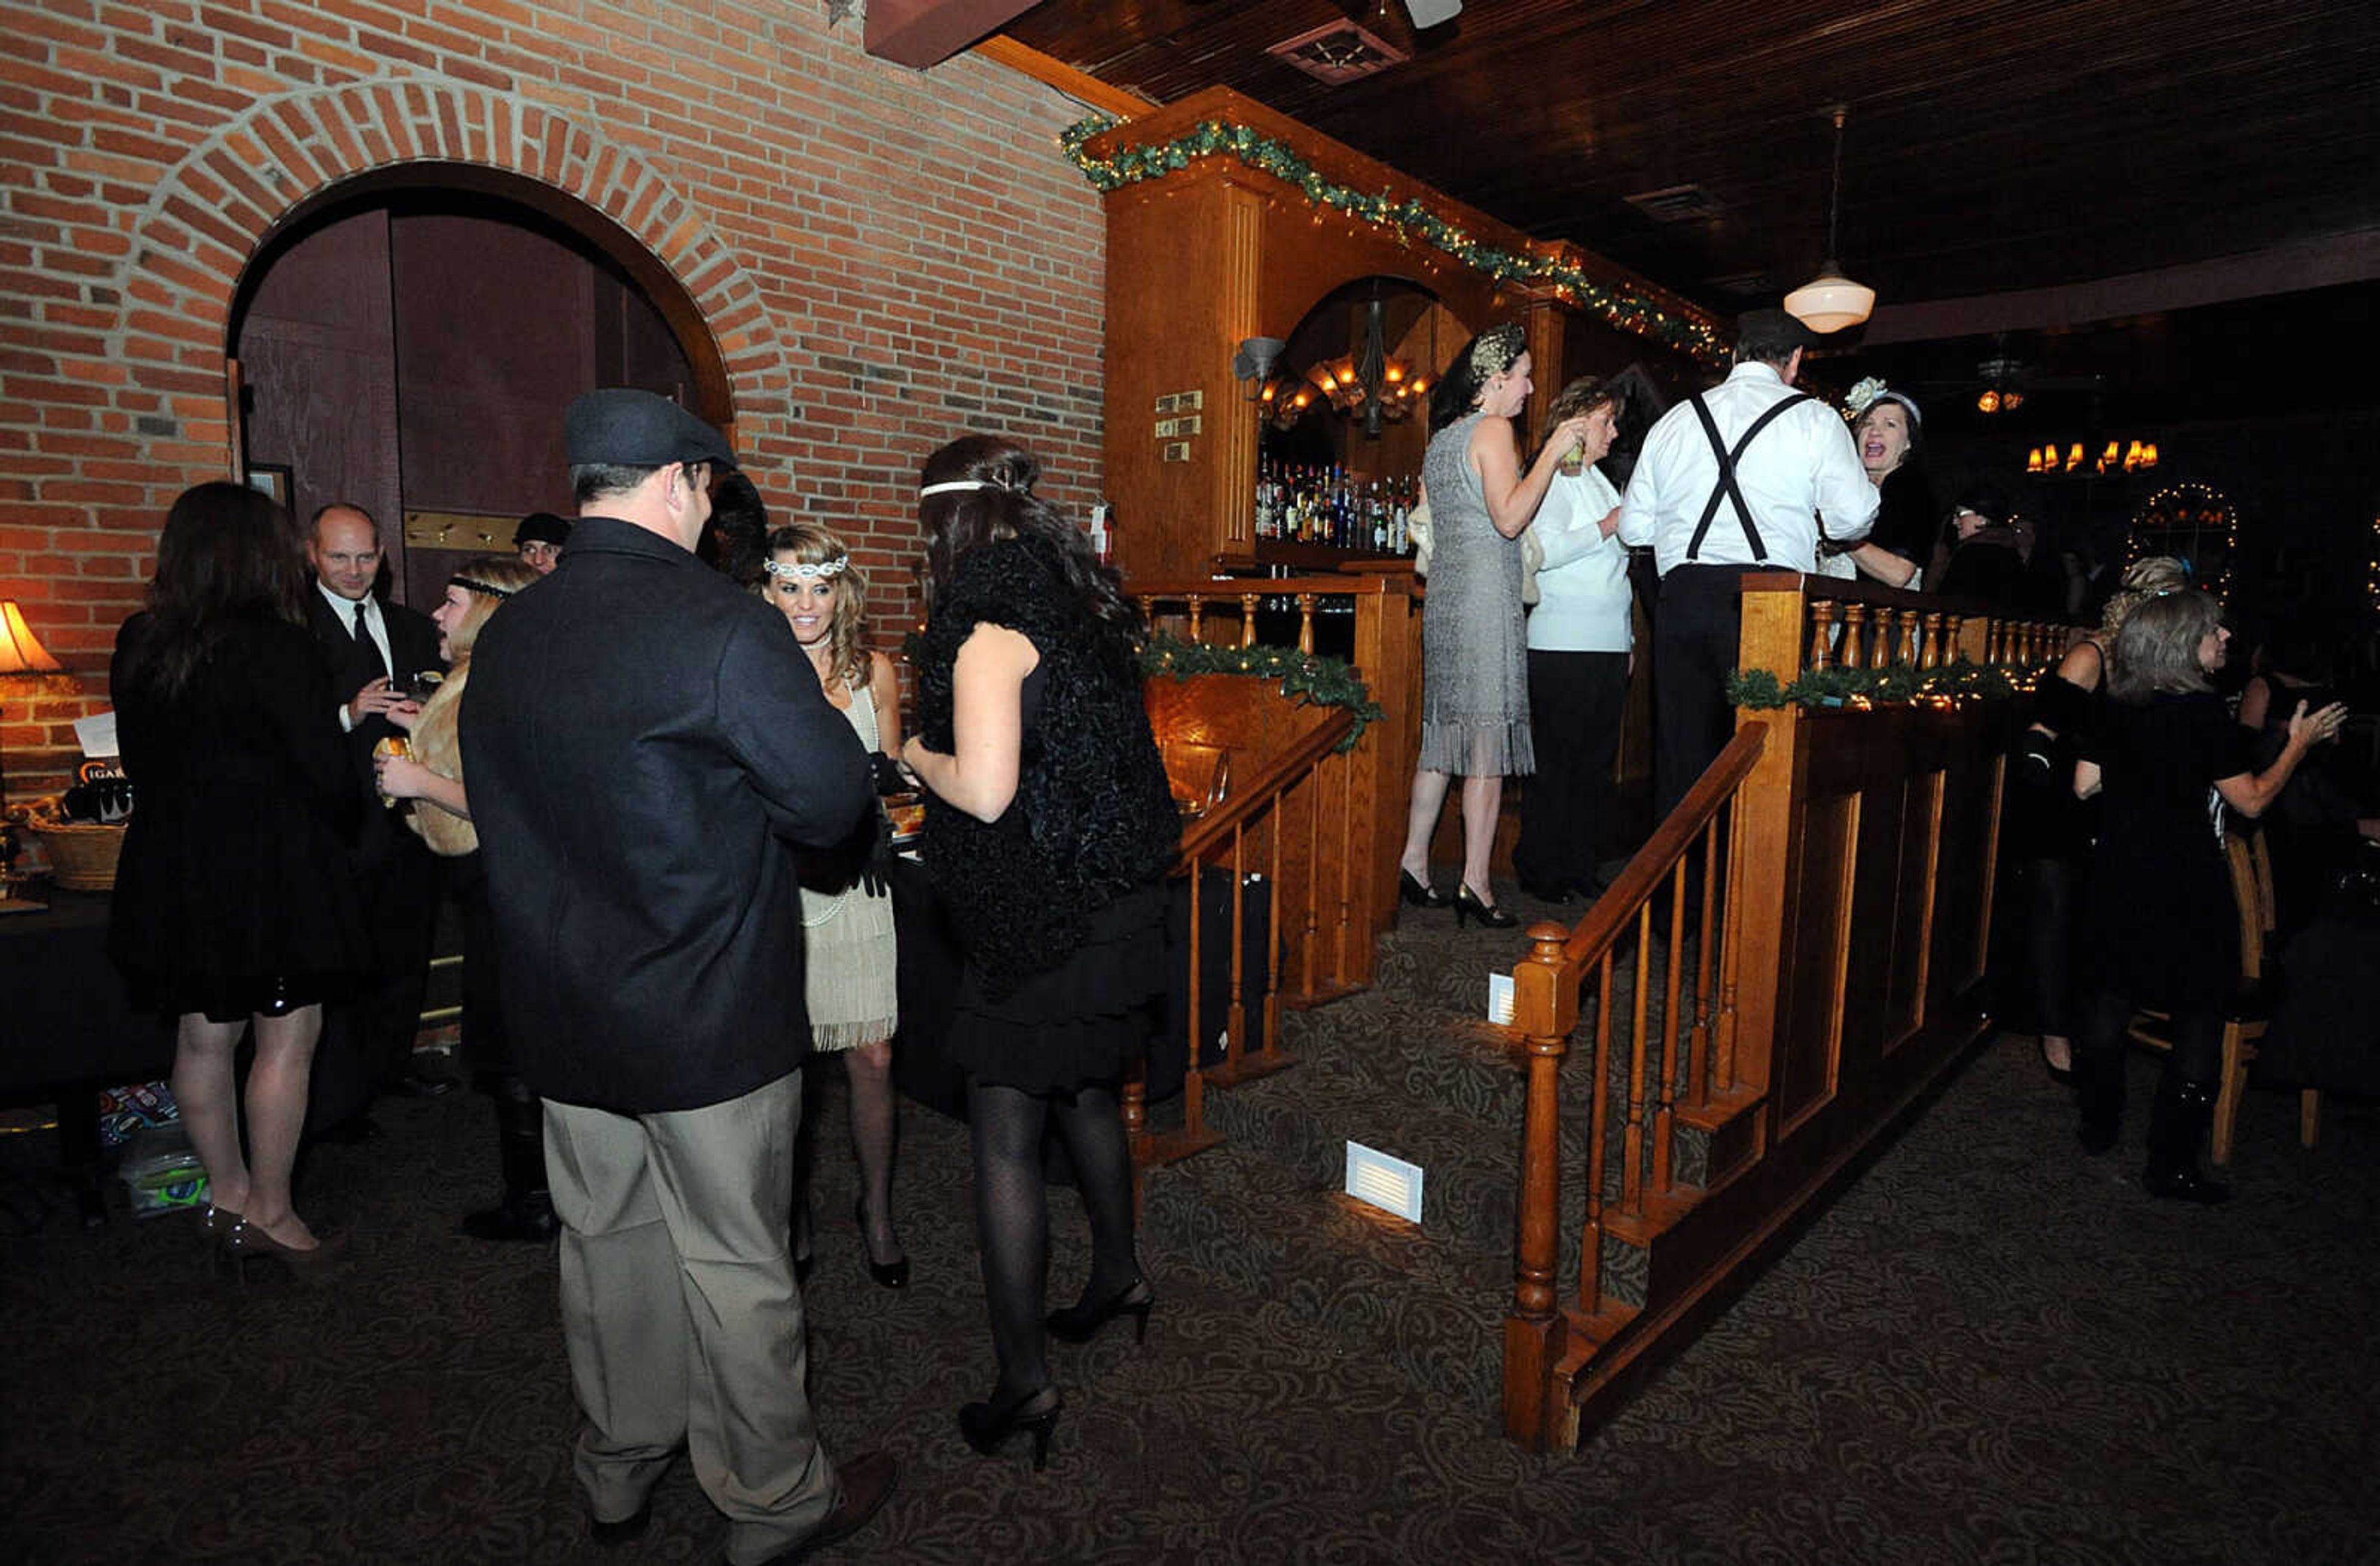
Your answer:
[1784,105,1875,334]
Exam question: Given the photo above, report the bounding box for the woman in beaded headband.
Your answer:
[1399,322,1603,926]
[371,553,552,1243]
[760,519,911,1287]
[762,524,873,692]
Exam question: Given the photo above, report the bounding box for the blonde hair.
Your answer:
[764,522,870,689]
[443,558,540,664]
[2097,555,2188,640]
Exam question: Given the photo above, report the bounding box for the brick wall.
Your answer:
[0,0,1110,806]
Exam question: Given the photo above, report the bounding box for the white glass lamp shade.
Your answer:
[1783,269,1876,334]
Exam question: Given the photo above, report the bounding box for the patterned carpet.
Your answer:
[4,895,2376,1565]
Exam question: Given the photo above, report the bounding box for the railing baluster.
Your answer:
[1919,610,1944,671]
[1840,602,1869,672]
[1295,591,1317,654]
[1581,948,1615,1311]
[1654,858,1686,1194]
[1225,820,1249,1067]
[1807,599,1837,671]
[1688,814,1719,1111]
[1239,591,1261,649]
[1623,902,1652,1217]
[1870,606,1898,671]
[1186,593,1204,643]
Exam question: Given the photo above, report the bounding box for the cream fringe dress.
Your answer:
[799,678,898,1050]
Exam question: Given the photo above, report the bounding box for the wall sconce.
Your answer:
[1232,337,1285,402]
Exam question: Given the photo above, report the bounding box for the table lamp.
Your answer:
[0,599,64,914]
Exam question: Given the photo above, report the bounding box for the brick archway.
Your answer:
[121,77,787,462]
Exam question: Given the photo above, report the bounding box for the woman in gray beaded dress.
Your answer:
[1396,322,1603,926]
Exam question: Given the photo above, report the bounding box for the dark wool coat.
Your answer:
[914,536,1179,993]
[462,516,875,1114]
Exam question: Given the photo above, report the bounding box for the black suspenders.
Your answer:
[1683,391,1812,563]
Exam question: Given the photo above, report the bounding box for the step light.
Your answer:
[1346,1141,1424,1223]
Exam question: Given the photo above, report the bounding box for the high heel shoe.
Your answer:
[1398,868,1447,908]
[853,1196,909,1290]
[958,1384,1063,1471]
[224,1218,351,1286]
[201,1204,242,1277]
[1453,882,1517,930]
[1046,1277,1155,1345]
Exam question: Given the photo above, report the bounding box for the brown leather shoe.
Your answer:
[750,1449,898,1565]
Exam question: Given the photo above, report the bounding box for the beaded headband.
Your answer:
[450,573,516,599]
[1467,323,1527,385]
[764,554,848,581]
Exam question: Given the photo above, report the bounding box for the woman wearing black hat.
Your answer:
[1932,483,2031,607]
[511,512,571,575]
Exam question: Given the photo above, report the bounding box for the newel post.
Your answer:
[1504,921,1577,1449]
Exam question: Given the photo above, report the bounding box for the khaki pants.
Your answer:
[544,1070,837,1565]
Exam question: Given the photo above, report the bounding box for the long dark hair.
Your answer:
[701,470,771,588]
[1428,322,1527,433]
[119,481,310,696]
[917,434,1143,643]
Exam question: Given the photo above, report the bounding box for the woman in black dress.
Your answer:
[109,482,371,1277]
[901,434,1179,1467]
[2071,590,2346,1202]
[2012,556,2188,1078]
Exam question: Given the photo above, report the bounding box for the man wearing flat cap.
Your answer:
[464,388,896,1562]
[511,511,571,575]
[1617,308,1878,817]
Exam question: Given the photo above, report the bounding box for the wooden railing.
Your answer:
[1135,568,1422,957]
[1127,706,1359,1168]
[1502,574,2060,1449]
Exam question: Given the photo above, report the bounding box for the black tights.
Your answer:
[967,1076,1139,1400]
[2024,857,2078,1040]
[2073,985,2222,1136]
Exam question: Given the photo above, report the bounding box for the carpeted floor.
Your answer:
[4,897,2376,1565]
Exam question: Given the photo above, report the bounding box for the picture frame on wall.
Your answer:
[246,463,292,509]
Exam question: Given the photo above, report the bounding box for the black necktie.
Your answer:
[353,600,387,682]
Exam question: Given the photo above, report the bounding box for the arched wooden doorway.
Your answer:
[228,164,730,607]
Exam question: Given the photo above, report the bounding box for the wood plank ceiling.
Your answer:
[1000,0,2380,317]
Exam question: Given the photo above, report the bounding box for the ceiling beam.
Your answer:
[1861,229,2380,345]
[865,0,1041,69]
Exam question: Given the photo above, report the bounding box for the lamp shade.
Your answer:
[1782,268,1875,334]
[0,601,62,675]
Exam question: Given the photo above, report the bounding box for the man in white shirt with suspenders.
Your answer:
[1617,309,1877,819]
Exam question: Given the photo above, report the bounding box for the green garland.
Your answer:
[1141,634,1384,752]
[1059,116,1727,366]
[1727,659,2022,711]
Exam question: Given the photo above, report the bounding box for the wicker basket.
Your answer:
[32,820,126,891]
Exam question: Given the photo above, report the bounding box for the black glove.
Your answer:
[855,800,897,899]
[870,751,909,797]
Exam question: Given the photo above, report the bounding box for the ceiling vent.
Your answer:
[1267,22,1409,86]
[1626,185,1726,224]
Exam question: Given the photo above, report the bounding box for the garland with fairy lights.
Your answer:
[1059,116,1729,366]
[1727,659,2022,711]
[1141,634,1383,751]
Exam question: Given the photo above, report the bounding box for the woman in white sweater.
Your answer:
[1514,376,1634,905]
